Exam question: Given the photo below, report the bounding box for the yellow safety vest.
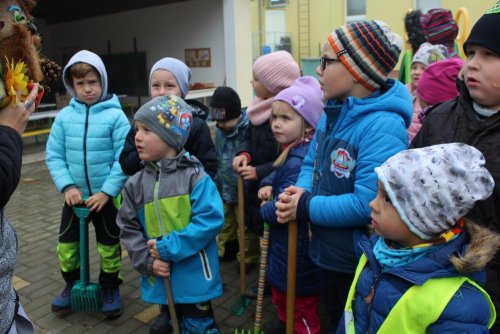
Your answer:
[343,254,496,334]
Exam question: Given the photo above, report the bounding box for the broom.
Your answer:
[230,175,251,316]
[71,202,102,313]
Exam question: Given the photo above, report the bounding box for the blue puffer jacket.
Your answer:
[260,144,321,296]
[46,50,130,197]
[337,228,494,334]
[296,79,412,273]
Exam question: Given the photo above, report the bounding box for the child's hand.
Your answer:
[238,165,257,180]
[85,192,109,213]
[275,186,305,224]
[258,186,272,202]
[147,239,160,259]
[232,154,248,170]
[152,258,170,278]
[64,188,83,207]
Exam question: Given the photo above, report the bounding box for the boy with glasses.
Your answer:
[275,20,413,332]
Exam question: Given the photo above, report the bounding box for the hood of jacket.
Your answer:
[328,79,413,130]
[186,99,209,121]
[62,50,109,103]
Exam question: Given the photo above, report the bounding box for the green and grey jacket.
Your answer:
[117,151,224,304]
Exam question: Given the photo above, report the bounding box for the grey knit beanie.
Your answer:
[134,96,193,152]
[149,58,192,98]
[375,143,495,240]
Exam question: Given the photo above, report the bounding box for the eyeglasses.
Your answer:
[319,56,341,71]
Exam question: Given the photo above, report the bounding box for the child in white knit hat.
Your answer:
[338,143,499,334]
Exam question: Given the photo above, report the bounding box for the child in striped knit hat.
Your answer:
[232,51,300,294]
[275,20,413,331]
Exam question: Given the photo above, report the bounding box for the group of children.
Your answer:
[42,3,500,333]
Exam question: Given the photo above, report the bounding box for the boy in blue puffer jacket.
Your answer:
[338,143,499,334]
[275,21,412,332]
[46,50,130,318]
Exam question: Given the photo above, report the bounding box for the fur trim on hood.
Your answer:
[451,219,500,273]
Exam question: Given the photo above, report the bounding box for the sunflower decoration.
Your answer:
[0,57,29,108]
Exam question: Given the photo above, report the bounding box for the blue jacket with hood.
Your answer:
[296,79,412,273]
[46,50,130,197]
[336,226,495,334]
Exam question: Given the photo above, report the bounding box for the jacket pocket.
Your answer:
[198,249,213,281]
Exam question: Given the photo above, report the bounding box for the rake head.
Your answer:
[230,294,251,316]
[71,281,102,313]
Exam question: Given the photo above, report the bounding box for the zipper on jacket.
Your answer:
[83,105,93,195]
[153,167,166,236]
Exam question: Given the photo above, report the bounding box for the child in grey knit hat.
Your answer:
[338,143,500,333]
[118,95,224,333]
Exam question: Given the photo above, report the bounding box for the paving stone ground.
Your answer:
[8,139,330,333]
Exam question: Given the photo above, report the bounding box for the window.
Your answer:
[268,0,286,8]
[346,0,366,23]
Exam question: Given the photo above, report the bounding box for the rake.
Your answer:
[230,176,252,316]
[286,220,298,334]
[71,202,102,313]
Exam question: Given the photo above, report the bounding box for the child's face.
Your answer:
[215,115,241,132]
[134,120,176,161]
[251,73,272,99]
[150,69,182,98]
[369,181,422,247]
[316,42,356,101]
[271,101,304,145]
[410,62,426,89]
[463,45,500,110]
[72,71,102,105]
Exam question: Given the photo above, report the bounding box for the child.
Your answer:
[275,21,413,331]
[415,57,463,125]
[259,76,323,334]
[337,143,498,333]
[232,50,300,284]
[406,43,447,141]
[420,8,459,57]
[119,57,217,179]
[209,86,248,262]
[411,4,500,331]
[117,96,224,334]
[46,50,130,318]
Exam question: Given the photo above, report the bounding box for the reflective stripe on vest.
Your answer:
[344,254,496,333]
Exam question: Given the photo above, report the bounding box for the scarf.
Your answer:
[246,96,273,126]
[374,220,464,272]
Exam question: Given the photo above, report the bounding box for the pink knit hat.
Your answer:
[273,76,324,129]
[416,58,463,105]
[253,51,300,95]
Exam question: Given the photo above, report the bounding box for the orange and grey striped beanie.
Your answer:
[328,20,402,91]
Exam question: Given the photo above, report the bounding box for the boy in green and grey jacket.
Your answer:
[117,95,223,333]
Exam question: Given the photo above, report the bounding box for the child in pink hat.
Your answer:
[232,51,300,288]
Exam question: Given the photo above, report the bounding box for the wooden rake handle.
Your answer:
[237,175,246,294]
[286,220,298,334]
[164,276,180,334]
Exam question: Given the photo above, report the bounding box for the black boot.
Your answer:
[150,305,173,334]
[219,239,239,262]
[262,318,286,334]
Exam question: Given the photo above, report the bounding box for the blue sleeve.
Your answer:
[46,112,76,192]
[157,175,224,263]
[309,114,408,228]
[260,157,303,225]
[260,171,275,188]
[100,112,130,196]
[427,282,492,334]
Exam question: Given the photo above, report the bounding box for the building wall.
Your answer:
[38,0,225,88]
[252,0,493,68]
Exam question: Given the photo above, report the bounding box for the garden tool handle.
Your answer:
[237,175,246,293]
[163,277,180,334]
[286,220,298,334]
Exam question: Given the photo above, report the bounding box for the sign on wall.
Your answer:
[185,48,211,67]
